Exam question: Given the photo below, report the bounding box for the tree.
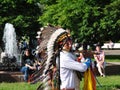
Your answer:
[100,0,120,42]
[38,0,120,46]
[0,0,42,43]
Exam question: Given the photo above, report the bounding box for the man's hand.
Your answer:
[84,58,91,68]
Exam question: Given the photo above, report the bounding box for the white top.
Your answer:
[60,51,87,89]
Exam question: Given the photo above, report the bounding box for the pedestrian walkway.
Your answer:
[106,62,120,66]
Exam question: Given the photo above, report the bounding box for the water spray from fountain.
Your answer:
[2,23,19,60]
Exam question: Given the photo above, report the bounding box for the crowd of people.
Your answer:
[20,42,106,89]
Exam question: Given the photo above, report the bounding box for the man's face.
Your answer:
[64,40,72,51]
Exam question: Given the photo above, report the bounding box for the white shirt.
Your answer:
[60,51,87,89]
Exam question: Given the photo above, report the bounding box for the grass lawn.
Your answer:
[0,75,120,90]
[0,82,40,90]
[0,55,119,90]
[96,75,120,90]
[80,75,120,90]
[92,55,120,62]
[105,55,120,62]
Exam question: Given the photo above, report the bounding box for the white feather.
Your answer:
[42,28,68,89]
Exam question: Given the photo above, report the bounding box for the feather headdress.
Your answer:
[42,28,70,90]
[29,25,70,90]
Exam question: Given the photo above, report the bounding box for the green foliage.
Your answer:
[0,0,119,46]
[39,0,120,45]
[101,0,120,42]
[0,0,42,42]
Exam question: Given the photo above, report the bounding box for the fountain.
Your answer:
[1,23,21,70]
[3,23,18,58]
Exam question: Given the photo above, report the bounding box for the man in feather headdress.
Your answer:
[32,26,92,90]
[58,37,91,90]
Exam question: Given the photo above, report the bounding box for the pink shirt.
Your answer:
[96,51,105,61]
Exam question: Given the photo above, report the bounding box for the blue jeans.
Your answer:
[21,66,29,82]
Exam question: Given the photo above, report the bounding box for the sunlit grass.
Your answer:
[0,55,119,90]
[0,75,120,90]
[96,75,120,90]
[0,82,40,90]
[80,75,120,90]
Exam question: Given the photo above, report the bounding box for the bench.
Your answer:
[101,43,120,49]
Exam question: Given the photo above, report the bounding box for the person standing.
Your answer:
[59,38,91,90]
